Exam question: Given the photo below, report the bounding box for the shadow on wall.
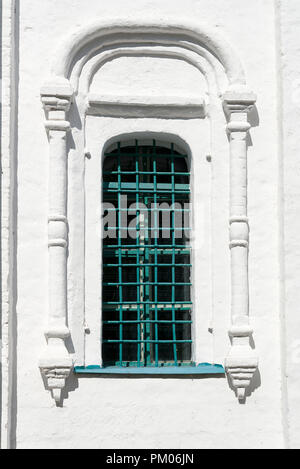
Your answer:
[225,104,260,148]
[60,372,225,408]
[227,369,261,404]
[227,332,261,404]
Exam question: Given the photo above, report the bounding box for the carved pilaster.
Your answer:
[223,87,258,401]
[39,79,74,405]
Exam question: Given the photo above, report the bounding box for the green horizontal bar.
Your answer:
[103,320,192,324]
[75,363,225,375]
[103,264,192,267]
[103,250,190,256]
[103,245,191,249]
[104,182,189,190]
[104,190,190,194]
[103,171,190,176]
[103,340,192,344]
[111,362,194,368]
[105,208,191,212]
[104,227,191,231]
[103,309,192,313]
[103,282,192,286]
[103,301,192,305]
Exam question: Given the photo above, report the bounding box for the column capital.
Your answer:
[41,96,72,114]
[41,77,74,117]
[223,85,256,115]
[41,77,73,99]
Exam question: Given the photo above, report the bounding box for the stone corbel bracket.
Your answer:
[39,78,74,405]
[223,86,259,401]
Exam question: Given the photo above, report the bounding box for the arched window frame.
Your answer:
[39,18,258,404]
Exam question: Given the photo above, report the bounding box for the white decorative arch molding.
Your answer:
[39,18,258,404]
[51,20,246,83]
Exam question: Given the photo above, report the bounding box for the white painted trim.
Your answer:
[223,91,259,401]
[39,91,74,406]
[87,94,206,118]
[79,43,220,96]
[88,94,206,107]
[50,19,246,86]
[84,123,212,368]
[1,0,17,449]
[40,17,258,403]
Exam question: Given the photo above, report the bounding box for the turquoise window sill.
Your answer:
[74,363,225,375]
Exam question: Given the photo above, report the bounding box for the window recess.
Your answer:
[75,140,224,375]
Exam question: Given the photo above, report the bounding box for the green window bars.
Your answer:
[102,140,192,368]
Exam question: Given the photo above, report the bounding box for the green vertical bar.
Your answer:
[144,232,150,366]
[144,149,151,366]
[118,143,123,365]
[171,144,178,365]
[135,140,141,367]
[153,140,159,366]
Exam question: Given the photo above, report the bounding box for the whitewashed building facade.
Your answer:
[1,0,300,449]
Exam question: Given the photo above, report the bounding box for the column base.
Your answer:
[39,338,73,406]
[225,343,258,402]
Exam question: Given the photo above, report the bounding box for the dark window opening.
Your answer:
[102,140,192,367]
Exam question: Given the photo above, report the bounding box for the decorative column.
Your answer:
[223,87,258,401]
[39,79,74,405]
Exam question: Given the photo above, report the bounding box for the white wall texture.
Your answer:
[1,0,300,449]
[279,0,300,449]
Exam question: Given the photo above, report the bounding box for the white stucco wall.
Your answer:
[279,0,300,450]
[2,0,300,449]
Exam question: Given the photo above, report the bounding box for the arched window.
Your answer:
[102,140,192,367]
[39,19,256,403]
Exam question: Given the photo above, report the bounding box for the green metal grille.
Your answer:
[102,141,192,367]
